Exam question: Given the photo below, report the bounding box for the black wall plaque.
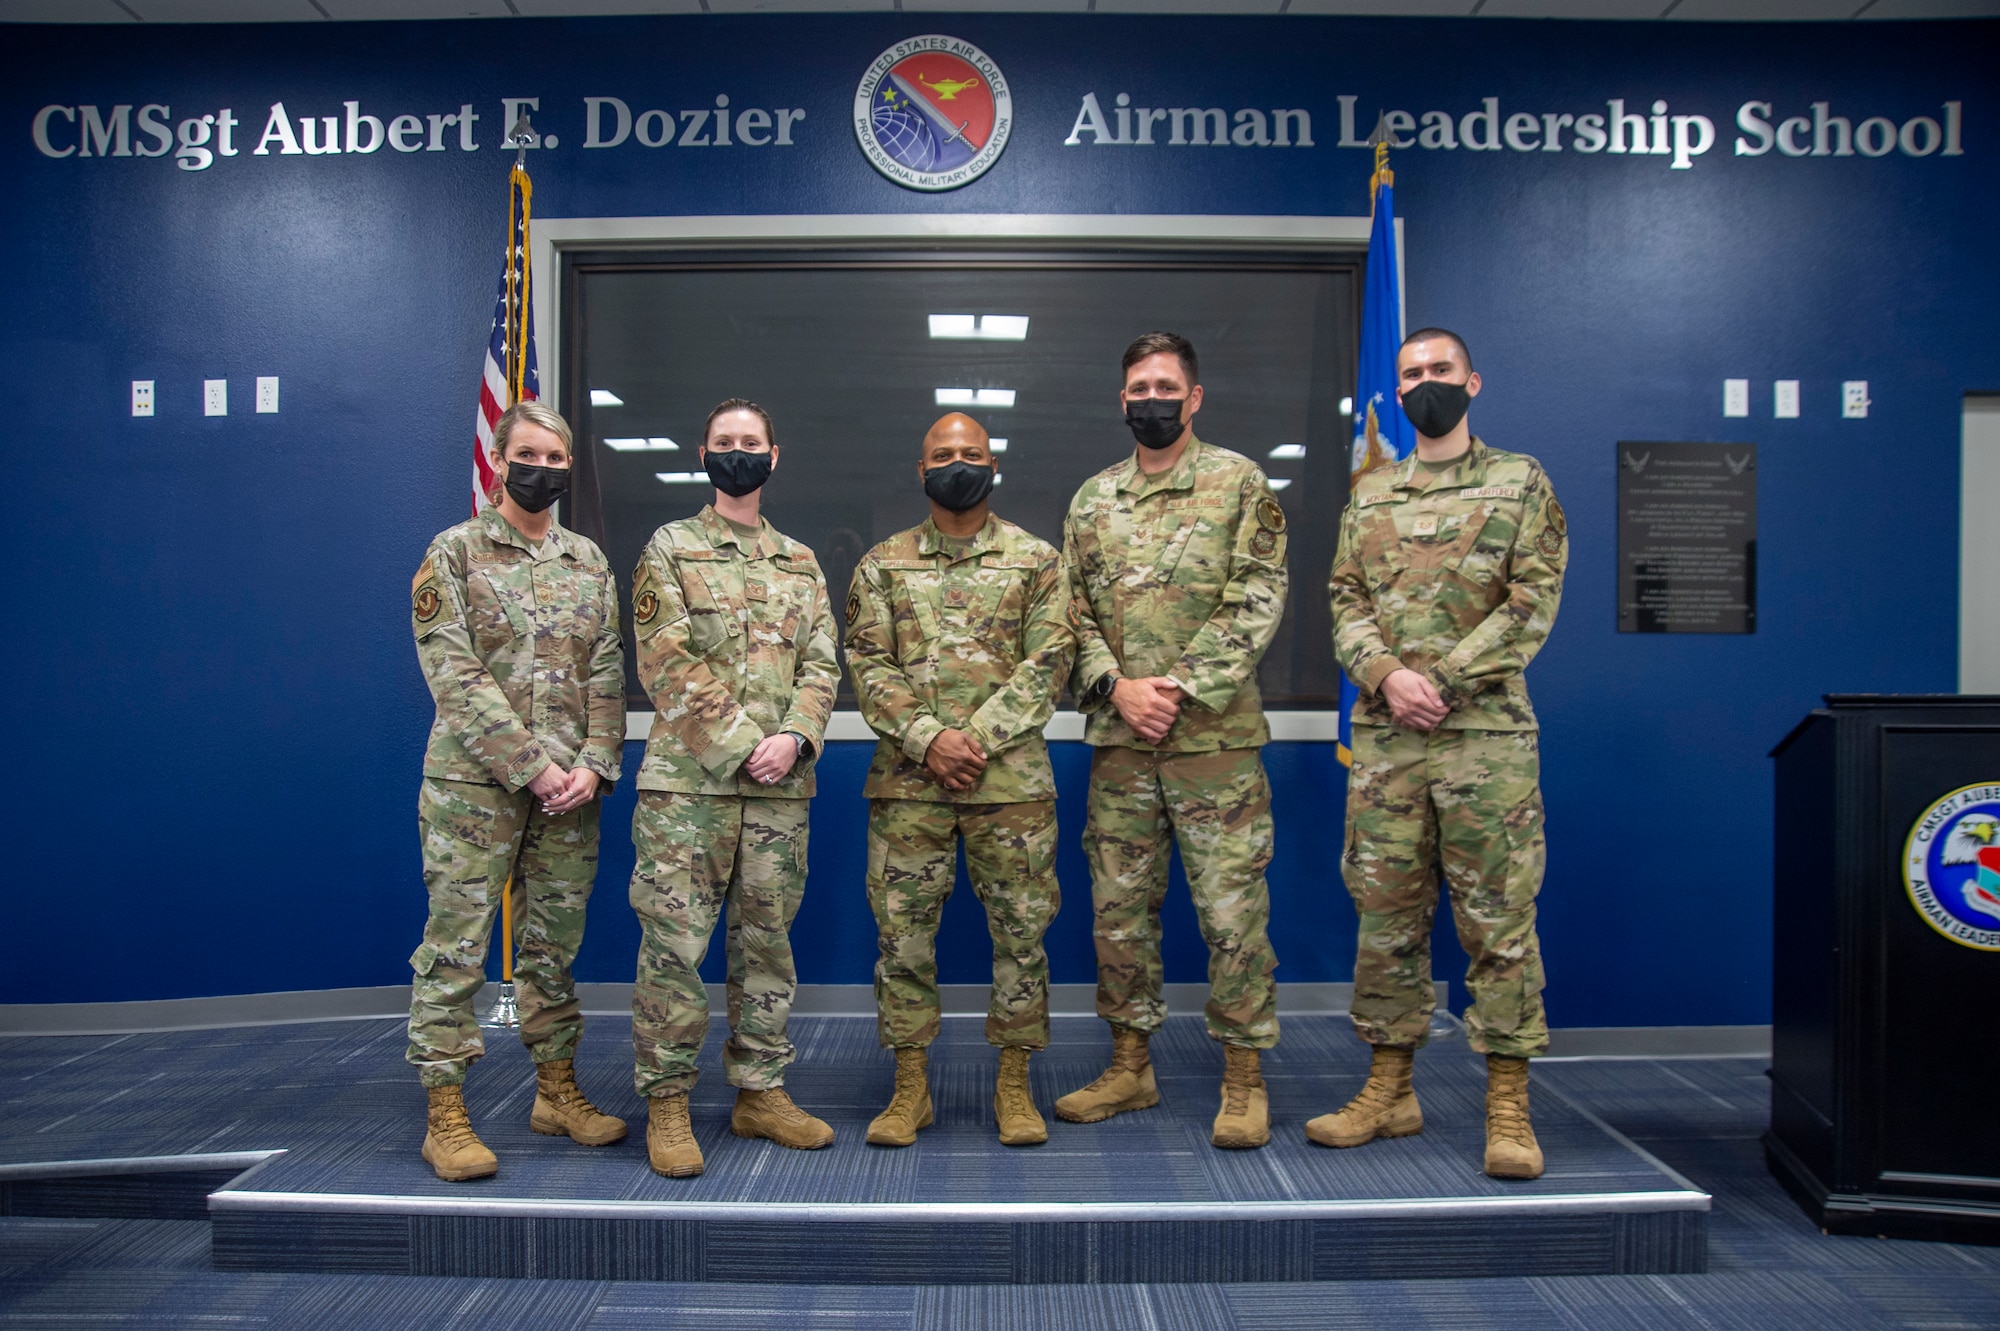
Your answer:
[1617,441,1757,634]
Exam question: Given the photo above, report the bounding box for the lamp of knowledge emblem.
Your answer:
[854,36,1012,192]
[1903,782,2000,951]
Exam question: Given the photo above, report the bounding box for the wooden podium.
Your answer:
[1767,695,2000,1244]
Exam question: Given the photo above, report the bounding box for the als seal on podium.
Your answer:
[854,36,1012,192]
[1903,782,2000,951]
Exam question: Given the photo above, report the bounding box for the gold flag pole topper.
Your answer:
[481,112,540,1033]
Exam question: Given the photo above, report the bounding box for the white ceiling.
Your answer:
[3,0,1996,18]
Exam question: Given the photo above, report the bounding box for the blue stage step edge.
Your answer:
[2,1015,1707,1284]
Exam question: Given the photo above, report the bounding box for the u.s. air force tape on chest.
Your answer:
[1461,485,1523,501]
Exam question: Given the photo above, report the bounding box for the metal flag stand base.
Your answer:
[480,981,521,1030]
[479,868,521,1029]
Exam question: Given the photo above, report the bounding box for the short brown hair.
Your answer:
[1399,327,1473,372]
[1121,332,1199,387]
[704,398,775,448]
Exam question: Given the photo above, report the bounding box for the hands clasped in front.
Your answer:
[924,728,988,792]
[1381,668,1451,731]
[1111,676,1183,745]
[530,763,601,815]
[744,733,802,787]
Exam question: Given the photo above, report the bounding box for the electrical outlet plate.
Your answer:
[1724,379,1749,418]
[256,376,279,414]
[1775,380,1800,419]
[1843,380,1870,419]
[204,379,228,417]
[131,381,154,417]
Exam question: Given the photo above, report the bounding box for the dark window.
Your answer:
[562,249,1359,709]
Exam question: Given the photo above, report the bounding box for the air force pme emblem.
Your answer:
[1903,782,2000,951]
[854,36,1012,192]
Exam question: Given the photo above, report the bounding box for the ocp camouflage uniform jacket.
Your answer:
[410,505,625,790]
[1063,436,1290,752]
[629,506,839,797]
[1328,438,1567,730]
[846,515,1072,804]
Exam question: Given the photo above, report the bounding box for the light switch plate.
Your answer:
[131,381,154,417]
[256,376,279,414]
[1842,381,1870,418]
[1775,380,1800,418]
[1724,379,1749,418]
[204,379,228,417]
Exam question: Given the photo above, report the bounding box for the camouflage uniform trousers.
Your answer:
[630,791,809,1098]
[1084,746,1280,1049]
[406,778,599,1088]
[1344,723,1550,1059]
[867,799,1060,1050]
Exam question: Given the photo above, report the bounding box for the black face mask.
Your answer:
[1399,380,1472,439]
[923,461,996,513]
[503,461,570,514]
[1124,399,1187,450]
[703,449,773,498]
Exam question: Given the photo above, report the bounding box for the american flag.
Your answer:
[472,162,538,513]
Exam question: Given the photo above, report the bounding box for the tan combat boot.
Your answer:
[530,1058,628,1146]
[1305,1046,1423,1149]
[1484,1055,1545,1180]
[1211,1045,1271,1149]
[1054,1026,1159,1124]
[993,1047,1048,1147]
[421,1084,498,1182]
[866,1047,934,1148]
[645,1092,704,1178]
[732,1087,835,1150]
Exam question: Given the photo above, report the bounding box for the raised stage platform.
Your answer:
[2,1015,1707,1284]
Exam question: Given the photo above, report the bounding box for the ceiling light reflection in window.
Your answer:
[934,388,1017,408]
[928,314,1029,341]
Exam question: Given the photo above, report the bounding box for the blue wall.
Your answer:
[7,15,1995,1026]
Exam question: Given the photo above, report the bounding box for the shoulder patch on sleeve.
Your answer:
[846,590,861,625]
[411,554,448,636]
[631,561,673,636]
[1255,496,1287,534]
[1545,496,1567,537]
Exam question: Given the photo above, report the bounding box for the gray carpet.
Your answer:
[1,1019,1997,1326]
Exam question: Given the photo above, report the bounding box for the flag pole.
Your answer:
[481,113,541,1033]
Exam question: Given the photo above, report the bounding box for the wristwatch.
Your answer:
[1087,671,1120,706]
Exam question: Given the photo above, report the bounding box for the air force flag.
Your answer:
[1340,149,1413,766]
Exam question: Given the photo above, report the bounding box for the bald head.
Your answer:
[923,412,988,455]
[920,412,994,473]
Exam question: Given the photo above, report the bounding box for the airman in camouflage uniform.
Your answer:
[1317,328,1566,1181]
[1057,333,1288,1151]
[845,413,1074,1148]
[628,400,841,1178]
[406,400,627,1182]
